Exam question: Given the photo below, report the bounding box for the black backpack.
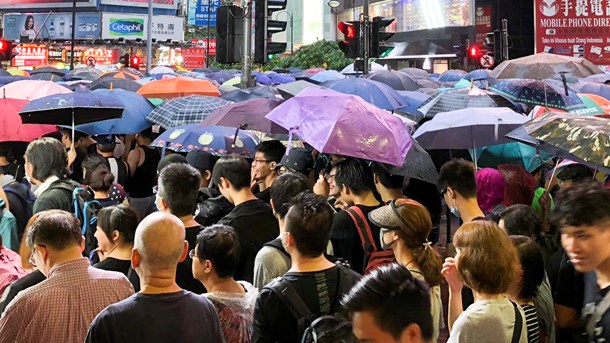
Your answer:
[265,265,357,343]
[3,182,35,223]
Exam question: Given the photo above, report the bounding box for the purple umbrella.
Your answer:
[265,88,412,166]
[200,98,284,134]
[267,72,296,84]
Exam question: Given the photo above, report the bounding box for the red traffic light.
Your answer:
[468,46,481,59]
[338,21,356,39]
[131,56,140,66]
[0,40,9,52]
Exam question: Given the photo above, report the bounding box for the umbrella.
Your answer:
[147,95,232,129]
[382,139,438,184]
[571,81,610,100]
[200,98,283,134]
[299,68,326,76]
[30,73,63,81]
[89,78,142,92]
[209,71,238,84]
[277,80,325,99]
[524,112,610,170]
[29,67,66,76]
[396,90,431,115]
[399,68,430,80]
[417,87,522,118]
[490,52,603,79]
[137,77,221,99]
[0,70,11,77]
[150,66,175,75]
[266,88,412,166]
[584,74,610,84]
[490,79,585,111]
[438,69,467,82]
[7,69,29,77]
[99,71,140,80]
[415,79,440,89]
[58,80,91,92]
[470,142,552,173]
[0,76,29,87]
[222,77,241,87]
[341,62,385,74]
[121,68,145,78]
[0,98,57,142]
[72,89,154,135]
[463,69,491,81]
[253,73,273,85]
[570,94,610,117]
[64,67,103,81]
[310,70,346,83]
[0,80,72,101]
[151,124,259,156]
[323,78,407,111]
[267,72,295,85]
[366,69,420,91]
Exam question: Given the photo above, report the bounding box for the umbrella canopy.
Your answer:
[266,88,412,166]
[418,87,522,118]
[222,77,241,87]
[0,76,29,87]
[277,80,325,99]
[366,69,420,91]
[463,69,491,81]
[524,112,610,169]
[147,95,232,129]
[99,71,140,80]
[381,139,438,184]
[0,98,57,142]
[266,72,295,85]
[7,69,29,77]
[490,52,603,79]
[399,68,430,80]
[209,71,238,84]
[490,79,585,111]
[415,79,440,89]
[438,69,467,82]
[150,66,175,75]
[30,66,66,76]
[19,92,124,126]
[570,94,610,117]
[470,142,552,173]
[323,78,407,111]
[64,67,103,81]
[0,69,11,77]
[201,98,283,134]
[30,73,63,81]
[309,70,346,83]
[571,81,610,100]
[151,124,259,156]
[0,80,72,101]
[89,78,142,92]
[72,89,154,135]
[341,62,385,74]
[396,90,431,115]
[137,77,221,99]
[59,80,91,92]
[584,74,610,84]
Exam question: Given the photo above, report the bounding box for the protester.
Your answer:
[499,164,537,207]
[0,236,29,295]
[0,144,24,182]
[437,159,485,223]
[441,220,527,342]
[475,168,506,222]
[556,163,594,189]
[125,128,160,220]
[60,128,97,183]
[553,182,610,342]
[81,154,126,204]
[193,224,258,343]
[330,158,385,274]
[93,205,138,276]
[186,150,217,188]
[213,156,278,283]
[368,199,444,341]
[403,178,443,244]
[499,204,558,262]
[95,134,130,186]
[251,140,286,202]
[252,192,361,343]
[0,210,134,343]
[275,147,314,179]
[370,162,405,203]
[86,212,223,343]
[253,172,310,289]
[342,263,434,343]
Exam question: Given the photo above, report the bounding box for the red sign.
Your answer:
[475,5,493,46]
[480,54,496,68]
[182,47,205,69]
[12,45,47,67]
[81,48,119,65]
[190,38,216,55]
[535,0,610,65]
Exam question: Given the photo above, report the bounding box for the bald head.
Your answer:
[134,212,186,270]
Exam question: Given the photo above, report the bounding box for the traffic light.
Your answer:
[0,40,13,61]
[468,45,481,60]
[484,30,502,61]
[370,17,395,58]
[254,0,288,64]
[119,53,130,68]
[337,21,359,59]
[216,5,244,64]
[131,55,140,70]
[453,44,465,61]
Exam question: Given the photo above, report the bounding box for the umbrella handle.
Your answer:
[546,158,561,192]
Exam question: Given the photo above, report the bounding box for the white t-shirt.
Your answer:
[410,269,444,343]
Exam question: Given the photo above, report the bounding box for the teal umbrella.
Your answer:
[470,142,553,173]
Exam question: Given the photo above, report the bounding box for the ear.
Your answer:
[178,241,188,263]
[131,248,140,269]
[204,170,212,181]
[160,198,169,210]
[400,323,423,342]
[373,173,380,185]
[284,232,295,247]
[269,161,277,171]
[204,259,214,274]
[341,185,350,196]
[447,187,457,200]
[80,236,86,253]
[111,230,120,242]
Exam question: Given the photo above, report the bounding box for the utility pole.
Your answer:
[464,38,470,71]
[146,0,153,73]
[241,0,254,88]
[206,0,211,68]
[70,0,76,70]
[502,19,509,61]
[362,0,369,75]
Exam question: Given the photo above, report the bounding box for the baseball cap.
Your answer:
[186,150,217,172]
[157,153,187,173]
[277,148,314,173]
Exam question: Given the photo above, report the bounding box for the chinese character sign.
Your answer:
[535,0,610,64]
[195,0,220,26]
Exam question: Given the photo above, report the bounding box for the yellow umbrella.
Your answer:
[7,68,30,76]
[222,77,241,87]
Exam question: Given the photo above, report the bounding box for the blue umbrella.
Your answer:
[266,72,295,84]
[89,78,142,92]
[310,70,346,83]
[396,90,431,114]
[366,69,420,91]
[490,78,585,111]
[463,69,491,81]
[571,81,610,100]
[146,95,233,129]
[208,70,237,84]
[438,69,467,82]
[253,72,273,85]
[323,78,407,111]
[0,76,29,87]
[399,67,430,80]
[72,89,154,135]
[418,87,522,118]
[151,124,259,156]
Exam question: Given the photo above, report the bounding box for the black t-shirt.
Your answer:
[255,188,271,203]
[252,265,362,343]
[330,204,383,275]
[583,271,610,342]
[0,269,46,314]
[94,257,131,277]
[86,290,224,343]
[219,199,279,283]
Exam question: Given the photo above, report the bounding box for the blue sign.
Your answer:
[195,0,220,27]
[3,12,101,41]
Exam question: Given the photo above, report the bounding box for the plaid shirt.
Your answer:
[0,258,134,343]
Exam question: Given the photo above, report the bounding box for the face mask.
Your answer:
[379,228,398,250]
[450,206,461,218]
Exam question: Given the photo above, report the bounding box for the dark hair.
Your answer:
[370,162,405,190]
[97,142,115,153]
[255,140,286,163]
[26,210,82,250]
[269,172,310,219]
[24,15,34,30]
[510,235,544,301]
[137,127,155,140]
[557,164,594,183]
[84,165,114,192]
[284,192,334,258]
[25,137,68,181]
[211,156,251,190]
[60,128,90,144]
[438,159,477,198]
[97,205,138,245]
[334,158,376,196]
[82,154,109,172]
[499,204,542,238]
[195,224,240,278]
[158,163,201,217]
[553,182,610,228]
[342,263,433,341]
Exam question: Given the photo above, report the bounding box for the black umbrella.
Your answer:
[277,80,325,99]
[89,78,142,92]
[29,66,66,76]
[382,139,438,184]
[366,69,420,91]
[31,73,63,81]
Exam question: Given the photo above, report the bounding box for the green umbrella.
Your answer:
[470,142,553,173]
[148,98,164,107]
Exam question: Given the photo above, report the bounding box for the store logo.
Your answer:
[539,0,559,17]
[109,18,144,36]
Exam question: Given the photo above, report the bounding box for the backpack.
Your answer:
[72,187,103,257]
[345,206,395,275]
[266,265,357,343]
[3,182,35,227]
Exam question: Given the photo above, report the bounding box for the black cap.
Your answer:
[277,148,314,173]
[186,150,217,172]
[157,153,187,173]
[95,134,116,145]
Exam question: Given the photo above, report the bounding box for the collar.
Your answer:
[48,258,90,278]
[34,175,61,197]
[0,174,15,187]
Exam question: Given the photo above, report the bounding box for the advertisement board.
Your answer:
[195,0,220,26]
[101,13,184,41]
[474,5,492,46]
[535,0,610,65]
[100,0,177,10]
[12,45,48,67]
[0,0,95,9]
[3,13,101,41]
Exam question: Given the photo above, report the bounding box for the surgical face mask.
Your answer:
[379,228,398,250]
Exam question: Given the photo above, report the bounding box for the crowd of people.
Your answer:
[0,129,608,343]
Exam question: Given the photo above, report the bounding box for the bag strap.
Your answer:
[585,287,610,339]
[345,206,378,252]
[510,300,523,343]
[268,279,315,338]
[263,238,290,259]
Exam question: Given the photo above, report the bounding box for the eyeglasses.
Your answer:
[189,249,199,259]
[252,159,271,164]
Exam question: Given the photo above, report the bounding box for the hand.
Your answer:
[442,257,463,292]
[67,143,77,168]
[539,191,551,216]
[334,199,350,211]
[313,173,329,196]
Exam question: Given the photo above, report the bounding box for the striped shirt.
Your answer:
[0,258,134,343]
[522,303,540,343]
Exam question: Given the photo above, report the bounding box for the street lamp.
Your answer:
[274,10,293,56]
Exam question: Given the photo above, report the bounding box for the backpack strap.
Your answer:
[263,238,290,259]
[267,278,316,338]
[584,286,610,339]
[510,300,523,343]
[345,206,378,252]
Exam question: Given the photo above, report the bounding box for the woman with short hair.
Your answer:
[93,204,138,276]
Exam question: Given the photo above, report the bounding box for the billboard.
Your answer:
[195,0,220,26]
[0,0,95,9]
[3,13,101,41]
[535,0,610,65]
[100,0,177,10]
[101,13,184,41]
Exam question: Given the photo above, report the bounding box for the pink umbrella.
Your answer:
[0,98,57,142]
[0,80,72,101]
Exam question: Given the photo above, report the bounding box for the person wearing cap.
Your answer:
[368,199,444,342]
[251,140,286,203]
[156,153,187,174]
[275,148,314,179]
[186,150,217,189]
[96,134,130,187]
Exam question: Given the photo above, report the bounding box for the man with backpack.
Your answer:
[252,192,361,343]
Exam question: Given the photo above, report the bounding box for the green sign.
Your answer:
[109,18,144,36]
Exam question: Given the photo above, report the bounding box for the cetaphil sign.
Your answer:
[108,18,144,36]
[102,13,184,41]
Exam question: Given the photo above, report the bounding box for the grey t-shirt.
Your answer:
[448,298,528,343]
[253,245,291,290]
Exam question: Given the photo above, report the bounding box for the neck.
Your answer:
[395,246,418,270]
[351,191,381,207]
[596,257,610,289]
[100,152,113,158]
[107,243,133,261]
[177,214,199,228]
[277,217,286,233]
[378,188,403,203]
[457,197,485,223]
[474,291,504,301]
[231,188,258,206]
[138,267,182,294]
[289,253,335,273]
[47,248,84,272]
[0,157,9,166]
[261,173,277,190]
[94,190,109,199]
[204,275,244,294]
